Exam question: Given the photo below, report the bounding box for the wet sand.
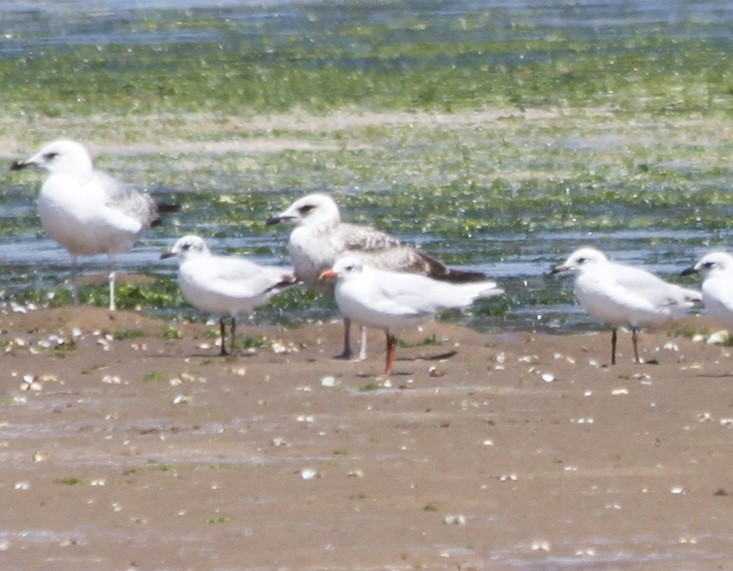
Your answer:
[2,306,733,570]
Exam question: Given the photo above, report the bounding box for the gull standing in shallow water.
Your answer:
[552,247,702,365]
[681,252,733,330]
[11,139,165,311]
[266,193,488,360]
[320,256,503,376]
[161,235,296,356]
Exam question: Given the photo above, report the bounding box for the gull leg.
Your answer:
[336,317,354,360]
[358,325,368,361]
[611,328,617,365]
[384,331,397,376]
[631,327,641,364]
[219,317,228,356]
[108,271,116,311]
[108,255,117,311]
[230,317,237,355]
[70,256,80,306]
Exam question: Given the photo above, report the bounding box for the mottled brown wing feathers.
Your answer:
[417,251,488,283]
[337,223,402,252]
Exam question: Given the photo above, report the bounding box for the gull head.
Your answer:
[161,235,211,261]
[266,193,341,227]
[682,251,733,279]
[552,247,609,275]
[319,256,364,281]
[11,139,93,177]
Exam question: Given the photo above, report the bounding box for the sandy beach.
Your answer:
[1,306,733,570]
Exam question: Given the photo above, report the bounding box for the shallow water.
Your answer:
[1,0,733,334]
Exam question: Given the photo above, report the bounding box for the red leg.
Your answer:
[384,331,397,376]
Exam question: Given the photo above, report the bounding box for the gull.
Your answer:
[681,251,733,330]
[11,139,167,311]
[266,193,487,360]
[552,247,701,365]
[319,256,503,376]
[161,235,296,356]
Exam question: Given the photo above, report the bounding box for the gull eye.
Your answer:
[43,152,59,160]
[298,204,315,215]
[703,262,715,269]
[576,257,587,265]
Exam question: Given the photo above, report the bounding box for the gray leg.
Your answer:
[611,328,617,365]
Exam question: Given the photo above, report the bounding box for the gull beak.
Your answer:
[10,159,32,171]
[549,263,569,275]
[680,266,698,277]
[319,269,339,281]
[266,213,296,226]
[160,250,176,260]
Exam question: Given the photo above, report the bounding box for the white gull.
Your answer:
[11,139,163,311]
[552,246,701,364]
[266,193,487,360]
[161,235,296,355]
[682,251,733,330]
[320,256,503,376]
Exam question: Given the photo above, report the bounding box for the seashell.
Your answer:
[531,540,551,552]
[320,375,339,387]
[443,514,467,526]
[707,330,731,345]
[300,468,318,480]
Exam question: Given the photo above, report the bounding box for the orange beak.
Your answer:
[319,269,338,280]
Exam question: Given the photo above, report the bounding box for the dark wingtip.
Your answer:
[151,202,182,227]
[443,268,489,283]
[156,202,182,214]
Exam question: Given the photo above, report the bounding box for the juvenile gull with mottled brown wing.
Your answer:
[267,193,486,360]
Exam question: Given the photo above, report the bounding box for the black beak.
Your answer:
[680,266,698,277]
[266,215,288,226]
[160,251,176,260]
[549,265,565,275]
[10,160,30,171]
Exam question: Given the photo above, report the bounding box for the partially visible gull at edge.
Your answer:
[682,251,733,331]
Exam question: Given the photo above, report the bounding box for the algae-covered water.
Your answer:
[1,0,733,334]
